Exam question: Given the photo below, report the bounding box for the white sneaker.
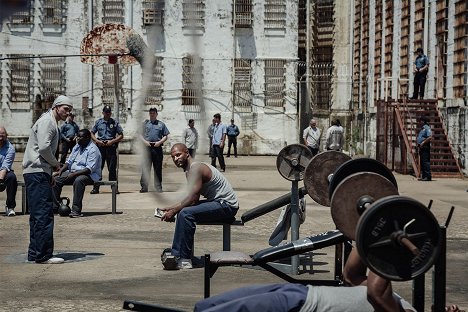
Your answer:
[7,209,15,217]
[177,258,193,269]
[40,257,64,264]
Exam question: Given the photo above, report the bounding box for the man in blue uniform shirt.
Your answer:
[53,129,102,217]
[411,48,430,100]
[417,115,432,181]
[139,107,170,193]
[59,112,79,164]
[211,113,227,172]
[0,127,17,216]
[226,119,240,158]
[90,105,123,194]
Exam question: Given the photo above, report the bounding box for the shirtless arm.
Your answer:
[344,248,409,312]
[160,163,210,221]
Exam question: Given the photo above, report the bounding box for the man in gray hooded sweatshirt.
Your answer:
[23,95,73,264]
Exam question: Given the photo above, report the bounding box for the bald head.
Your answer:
[171,143,189,154]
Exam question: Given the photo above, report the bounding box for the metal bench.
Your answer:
[197,219,244,251]
[18,180,118,215]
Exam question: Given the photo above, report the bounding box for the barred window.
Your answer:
[144,57,164,107]
[181,55,203,106]
[39,57,66,101]
[264,0,286,29]
[142,0,164,26]
[9,0,34,25]
[8,55,33,103]
[41,0,65,25]
[183,0,205,29]
[264,59,286,108]
[234,0,253,28]
[102,65,125,106]
[233,59,252,110]
[102,0,125,24]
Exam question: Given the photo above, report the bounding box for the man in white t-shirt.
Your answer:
[303,119,321,156]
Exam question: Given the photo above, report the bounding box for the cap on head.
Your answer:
[102,105,112,113]
[416,48,423,53]
[149,107,158,113]
[52,95,73,108]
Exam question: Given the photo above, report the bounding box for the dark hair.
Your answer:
[416,48,424,53]
[188,119,194,123]
[149,107,158,113]
[213,113,221,119]
[78,128,91,138]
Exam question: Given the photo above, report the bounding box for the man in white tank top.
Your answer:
[159,143,239,270]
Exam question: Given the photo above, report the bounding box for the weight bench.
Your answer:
[18,180,118,215]
[203,229,348,298]
[196,187,308,252]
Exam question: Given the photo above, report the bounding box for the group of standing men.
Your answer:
[303,118,345,155]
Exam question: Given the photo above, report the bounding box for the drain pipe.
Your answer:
[88,0,94,111]
[127,0,133,111]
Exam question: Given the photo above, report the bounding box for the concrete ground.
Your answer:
[0,152,467,312]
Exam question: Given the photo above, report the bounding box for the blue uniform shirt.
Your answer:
[414,55,429,70]
[417,124,432,144]
[61,121,80,140]
[66,141,102,182]
[227,124,240,137]
[92,118,123,140]
[142,119,170,142]
[0,140,15,172]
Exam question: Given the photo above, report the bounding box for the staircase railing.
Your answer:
[394,103,420,178]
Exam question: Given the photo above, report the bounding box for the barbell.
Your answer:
[276,145,441,281]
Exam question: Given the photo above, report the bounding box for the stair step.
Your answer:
[430,165,460,170]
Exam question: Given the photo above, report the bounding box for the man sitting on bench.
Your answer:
[158,143,239,270]
[53,129,102,218]
[194,247,419,312]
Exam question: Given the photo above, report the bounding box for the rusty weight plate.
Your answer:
[276,144,313,181]
[356,195,441,281]
[304,151,351,206]
[328,158,398,201]
[330,172,399,240]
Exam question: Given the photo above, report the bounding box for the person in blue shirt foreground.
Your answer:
[0,127,17,216]
[53,129,102,217]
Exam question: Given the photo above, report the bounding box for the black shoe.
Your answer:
[418,177,432,181]
[69,210,83,218]
[226,155,230,158]
[139,188,148,193]
[90,189,99,194]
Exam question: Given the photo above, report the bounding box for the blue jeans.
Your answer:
[3,171,17,209]
[210,145,226,170]
[24,172,55,263]
[194,283,308,312]
[171,200,238,259]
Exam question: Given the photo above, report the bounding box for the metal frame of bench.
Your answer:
[197,220,244,252]
[203,230,350,298]
[18,180,118,215]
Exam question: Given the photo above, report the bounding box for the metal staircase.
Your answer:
[393,99,462,178]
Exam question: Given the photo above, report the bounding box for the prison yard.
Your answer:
[0,152,466,312]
